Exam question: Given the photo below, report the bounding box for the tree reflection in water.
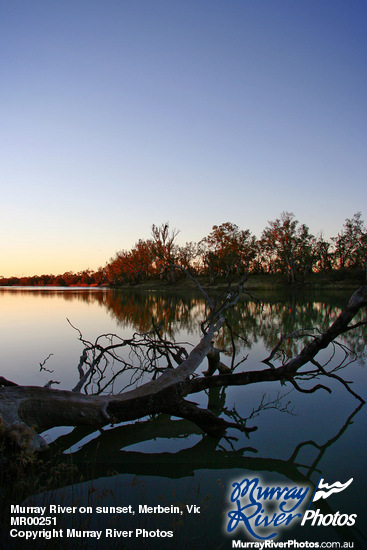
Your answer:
[28,398,365,547]
[1,287,366,548]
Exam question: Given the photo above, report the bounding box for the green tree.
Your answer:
[332,212,367,274]
[314,234,333,273]
[261,212,315,283]
[176,242,200,273]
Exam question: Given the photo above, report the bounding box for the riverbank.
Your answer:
[110,272,365,293]
[1,272,364,293]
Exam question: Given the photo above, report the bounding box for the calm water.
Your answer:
[1,286,366,548]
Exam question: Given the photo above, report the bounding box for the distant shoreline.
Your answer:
[1,273,364,292]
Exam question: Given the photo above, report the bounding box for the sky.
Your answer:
[1,0,366,277]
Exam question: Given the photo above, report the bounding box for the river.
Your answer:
[0,286,366,548]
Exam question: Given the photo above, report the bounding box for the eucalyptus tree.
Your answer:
[314,234,333,273]
[261,212,316,282]
[150,222,180,281]
[332,212,367,276]
[199,222,256,280]
[106,239,154,284]
[175,241,201,273]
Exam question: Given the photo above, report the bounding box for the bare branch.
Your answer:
[39,353,54,373]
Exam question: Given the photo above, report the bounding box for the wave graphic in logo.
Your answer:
[312,478,353,502]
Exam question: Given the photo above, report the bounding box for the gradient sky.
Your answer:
[1,0,366,277]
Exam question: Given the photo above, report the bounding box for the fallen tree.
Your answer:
[1,281,366,453]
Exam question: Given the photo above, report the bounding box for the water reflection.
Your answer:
[2,286,364,349]
[40,287,365,363]
[101,290,367,360]
[1,287,366,547]
[1,287,365,387]
[29,401,367,547]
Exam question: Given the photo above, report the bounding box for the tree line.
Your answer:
[1,212,366,286]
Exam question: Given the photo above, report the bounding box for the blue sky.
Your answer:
[1,0,366,277]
